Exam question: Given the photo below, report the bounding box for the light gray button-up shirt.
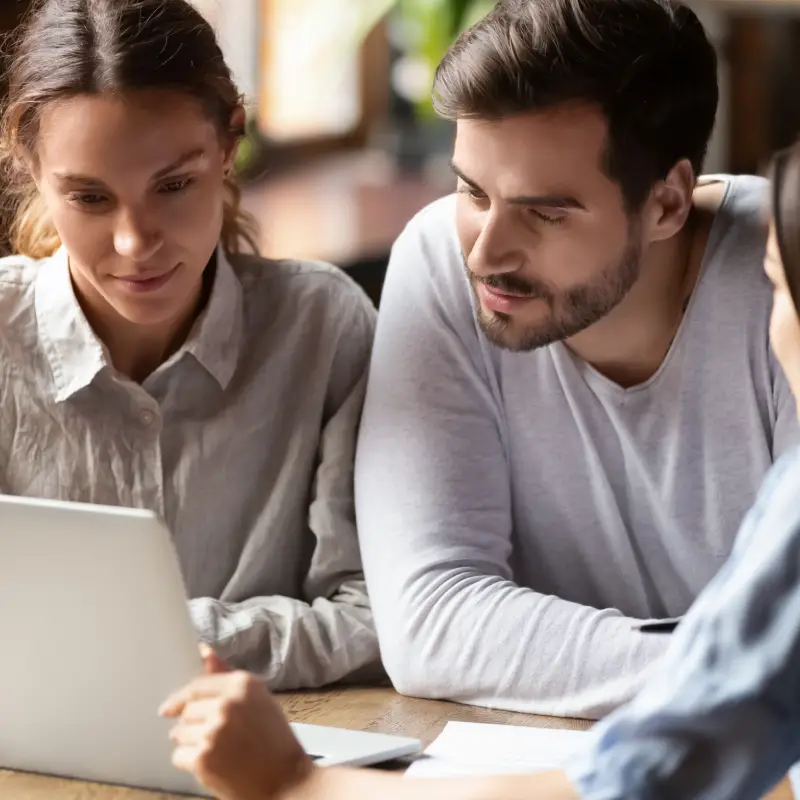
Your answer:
[0,246,380,689]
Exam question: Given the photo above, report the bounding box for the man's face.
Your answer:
[454,105,645,352]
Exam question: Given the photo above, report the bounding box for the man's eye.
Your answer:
[457,185,486,200]
[530,209,566,226]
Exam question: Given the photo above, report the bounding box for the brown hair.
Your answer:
[0,0,259,260]
[772,143,800,317]
[433,0,719,211]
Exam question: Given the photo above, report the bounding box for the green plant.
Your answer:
[361,0,494,117]
[235,0,496,177]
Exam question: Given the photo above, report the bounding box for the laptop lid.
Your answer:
[0,495,206,796]
[0,495,422,790]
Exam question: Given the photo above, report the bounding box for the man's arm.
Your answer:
[566,450,800,800]
[355,205,667,719]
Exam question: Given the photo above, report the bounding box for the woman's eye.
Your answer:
[160,178,193,194]
[70,193,107,206]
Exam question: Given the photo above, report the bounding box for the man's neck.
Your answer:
[565,183,724,388]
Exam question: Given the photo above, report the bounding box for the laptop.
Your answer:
[0,495,420,796]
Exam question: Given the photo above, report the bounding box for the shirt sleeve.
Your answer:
[567,449,800,800]
[356,204,669,720]
[190,289,383,690]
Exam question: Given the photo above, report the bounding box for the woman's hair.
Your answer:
[0,0,259,260]
[772,142,800,316]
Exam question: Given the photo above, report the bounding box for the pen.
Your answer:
[635,617,681,634]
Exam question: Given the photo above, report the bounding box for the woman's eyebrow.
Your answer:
[53,147,207,186]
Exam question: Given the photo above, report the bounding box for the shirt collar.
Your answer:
[35,246,244,401]
[34,247,110,403]
[177,247,244,390]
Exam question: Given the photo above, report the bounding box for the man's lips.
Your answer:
[477,281,538,313]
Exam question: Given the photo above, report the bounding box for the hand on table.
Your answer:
[160,645,580,800]
[160,647,313,800]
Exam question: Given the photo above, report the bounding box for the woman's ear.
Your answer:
[222,106,246,174]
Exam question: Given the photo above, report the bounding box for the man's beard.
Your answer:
[466,231,643,353]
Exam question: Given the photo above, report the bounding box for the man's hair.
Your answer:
[434,0,719,210]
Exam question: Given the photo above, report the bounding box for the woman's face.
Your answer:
[765,226,800,415]
[32,89,237,333]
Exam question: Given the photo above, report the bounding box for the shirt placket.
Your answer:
[129,386,166,519]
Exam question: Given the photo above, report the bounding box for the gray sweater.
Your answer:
[356,175,799,719]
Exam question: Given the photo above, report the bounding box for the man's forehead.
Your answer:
[453,106,612,198]
[455,103,606,142]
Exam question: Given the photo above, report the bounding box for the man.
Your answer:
[354,0,799,718]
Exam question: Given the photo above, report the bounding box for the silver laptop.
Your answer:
[0,496,420,795]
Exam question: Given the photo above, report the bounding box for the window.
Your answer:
[258,0,363,142]
[193,0,389,154]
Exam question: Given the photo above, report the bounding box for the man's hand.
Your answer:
[159,671,313,800]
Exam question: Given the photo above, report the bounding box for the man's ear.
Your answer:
[644,159,695,243]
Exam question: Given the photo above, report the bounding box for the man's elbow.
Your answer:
[378,630,451,700]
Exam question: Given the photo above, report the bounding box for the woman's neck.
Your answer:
[69,262,213,384]
[95,306,200,383]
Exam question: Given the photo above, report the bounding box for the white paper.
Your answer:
[405,721,589,779]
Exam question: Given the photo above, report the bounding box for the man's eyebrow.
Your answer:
[450,160,480,189]
[507,194,586,210]
[450,160,586,210]
[53,148,207,186]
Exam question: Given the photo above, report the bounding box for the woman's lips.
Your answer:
[114,265,179,294]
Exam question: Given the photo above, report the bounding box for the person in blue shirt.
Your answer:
[158,142,800,800]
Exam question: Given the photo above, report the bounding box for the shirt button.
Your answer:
[139,409,156,427]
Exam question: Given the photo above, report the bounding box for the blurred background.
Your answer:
[2,0,800,304]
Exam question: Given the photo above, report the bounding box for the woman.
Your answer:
[162,142,800,799]
[0,0,380,690]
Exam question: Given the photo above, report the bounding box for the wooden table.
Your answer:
[0,688,793,799]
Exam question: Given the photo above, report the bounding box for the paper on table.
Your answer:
[405,721,590,779]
